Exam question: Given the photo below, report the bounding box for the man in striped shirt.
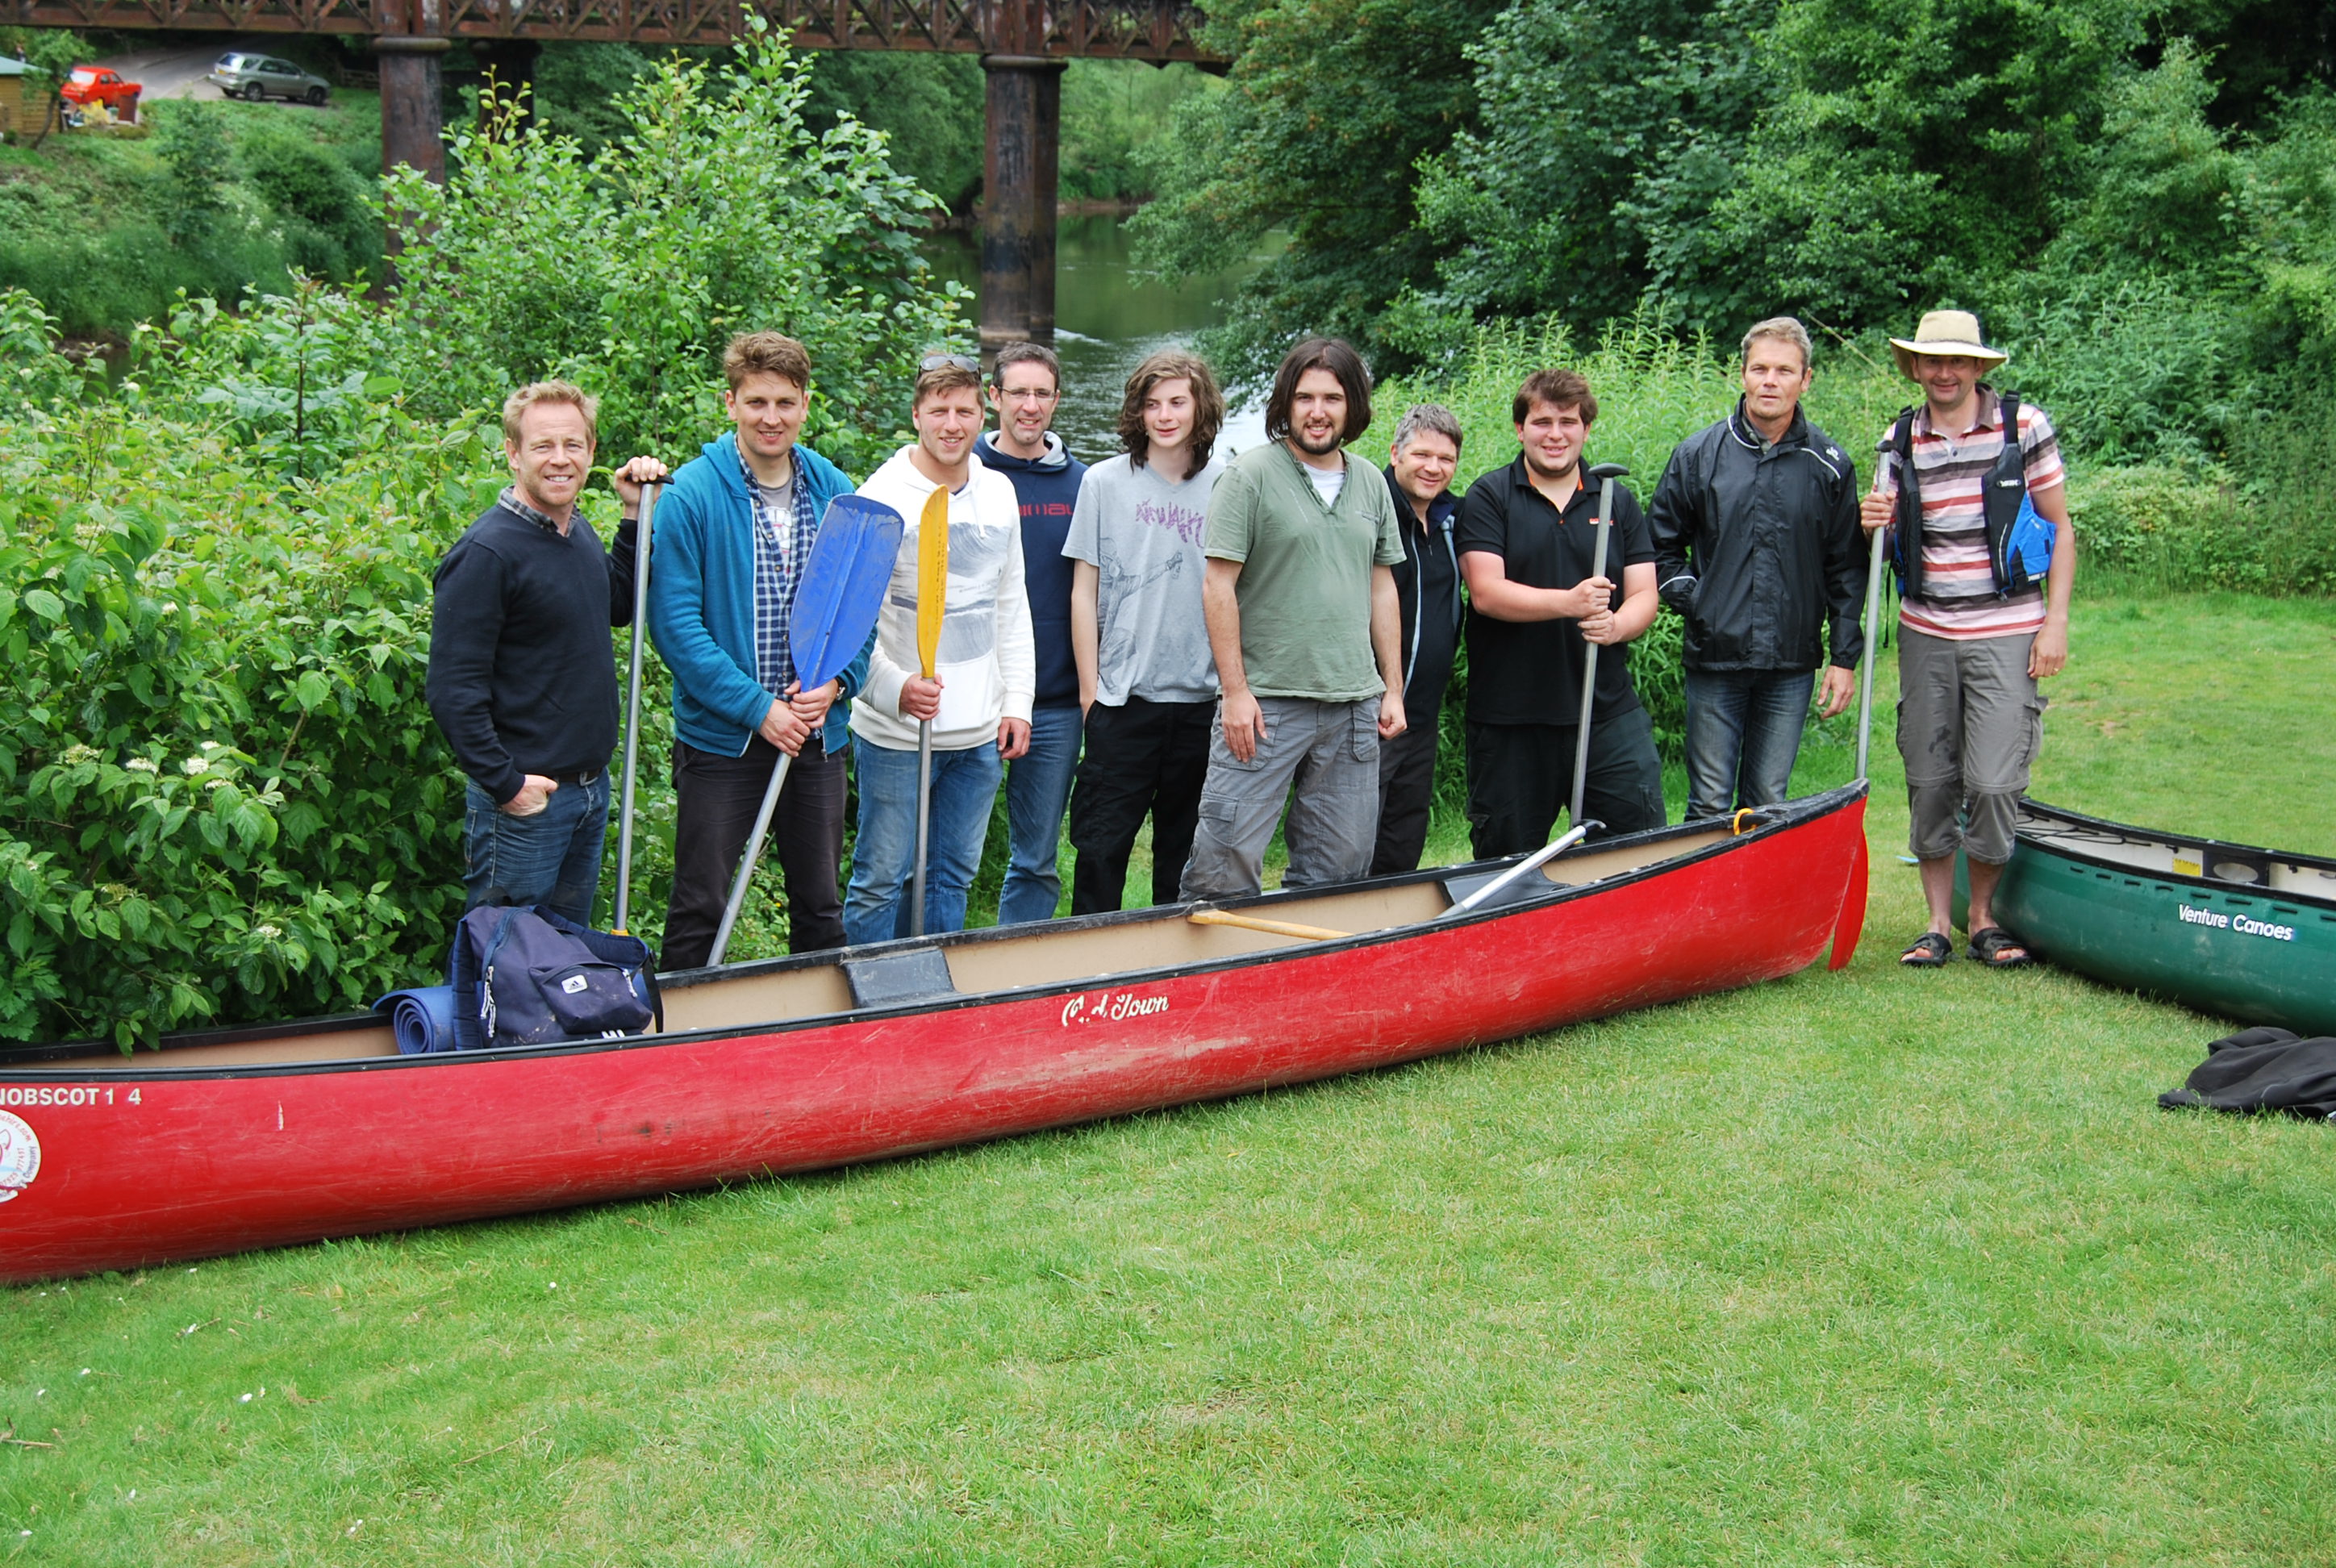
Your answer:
[1859,310,2077,969]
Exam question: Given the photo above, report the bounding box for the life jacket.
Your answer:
[1888,390,2055,600]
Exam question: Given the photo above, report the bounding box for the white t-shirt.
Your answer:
[1304,461,1345,507]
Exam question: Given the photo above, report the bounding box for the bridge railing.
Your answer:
[3,0,1220,60]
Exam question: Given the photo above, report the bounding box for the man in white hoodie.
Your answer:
[844,355,1037,943]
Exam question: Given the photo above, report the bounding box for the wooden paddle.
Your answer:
[1187,909,1351,942]
[908,484,949,939]
[708,494,907,966]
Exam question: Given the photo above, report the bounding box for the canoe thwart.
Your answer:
[1187,909,1351,943]
[841,947,960,1009]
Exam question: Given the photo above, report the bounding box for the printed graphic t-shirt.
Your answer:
[1062,452,1226,705]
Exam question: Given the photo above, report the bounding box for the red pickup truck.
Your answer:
[60,65,141,123]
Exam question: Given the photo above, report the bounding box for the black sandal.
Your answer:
[1900,932,1952,966]
[1967,926,2033,969]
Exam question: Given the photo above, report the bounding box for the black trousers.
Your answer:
[663,735,848,970]
[1466,707,1666,860]
[1370,700,1442,877]
[1067,695,1215,915]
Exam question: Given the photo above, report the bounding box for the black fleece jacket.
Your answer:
[426,499,639,806]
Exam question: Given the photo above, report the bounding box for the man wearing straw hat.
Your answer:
[1859,309,2076,970]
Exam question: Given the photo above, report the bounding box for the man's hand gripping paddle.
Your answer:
[707,495,907,966]
[908,485,949,939]
[1568,462,1631,832]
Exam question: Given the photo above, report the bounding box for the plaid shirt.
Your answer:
[742,451,820,697]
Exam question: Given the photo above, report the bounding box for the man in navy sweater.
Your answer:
[975,342,1088,924]
[427,381,665,928]
[646,332,868,968]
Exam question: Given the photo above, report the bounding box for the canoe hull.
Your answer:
[1956,801,2336,1035]
[0,789,1868,1282]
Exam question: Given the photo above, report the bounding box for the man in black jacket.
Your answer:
[1370,403,1465,875]
[426,381,664,927]
[1648,318,1866,822]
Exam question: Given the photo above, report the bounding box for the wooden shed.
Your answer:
[0,57,60,140]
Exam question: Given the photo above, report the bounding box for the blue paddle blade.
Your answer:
[790,494,907,693]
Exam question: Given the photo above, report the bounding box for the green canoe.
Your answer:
[1954,799,2336,1034]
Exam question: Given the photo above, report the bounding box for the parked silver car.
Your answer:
[207,53,331,106]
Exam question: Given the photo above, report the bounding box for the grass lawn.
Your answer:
[3,588,2332,1565]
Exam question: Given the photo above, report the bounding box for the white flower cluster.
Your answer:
[125,757,160,775]
[60,744,99,767]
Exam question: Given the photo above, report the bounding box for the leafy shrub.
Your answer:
[380,23,967,476]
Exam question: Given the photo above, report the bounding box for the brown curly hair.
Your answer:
[1116,350,1224,470]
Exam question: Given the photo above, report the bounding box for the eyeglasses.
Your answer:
[920,353,980,374]
[997,386,1059,402]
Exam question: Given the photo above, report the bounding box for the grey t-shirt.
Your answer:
[1062,452,1225,705]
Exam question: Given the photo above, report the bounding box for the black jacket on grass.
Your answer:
[2160,1028,2336,1120]
[427,497,640,807]
[1648,402,1866,674]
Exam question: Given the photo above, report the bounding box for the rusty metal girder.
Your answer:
[2,0,1220,60]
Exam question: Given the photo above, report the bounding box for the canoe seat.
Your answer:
[841,947,960,1010]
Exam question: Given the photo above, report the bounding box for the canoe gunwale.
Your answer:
[0,784,1869,1082]
[2015,797,2336,909]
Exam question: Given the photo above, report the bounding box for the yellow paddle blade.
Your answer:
[916,484,949,680]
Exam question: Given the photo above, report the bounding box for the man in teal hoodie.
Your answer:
[646,332,870,967]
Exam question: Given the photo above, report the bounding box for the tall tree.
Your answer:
[1128,0,1504,376]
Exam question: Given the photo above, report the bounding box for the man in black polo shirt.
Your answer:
[427,381,664,927]
[1458,367,1665,855]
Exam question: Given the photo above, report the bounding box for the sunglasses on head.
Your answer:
[920,353,980,374]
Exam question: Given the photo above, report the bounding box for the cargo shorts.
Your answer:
[1896,626,2045,865]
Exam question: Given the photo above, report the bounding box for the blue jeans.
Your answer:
[461,771,611,928]
[845,740,1003,945]
[998,703,1083,926]
[1682,668,1815,821]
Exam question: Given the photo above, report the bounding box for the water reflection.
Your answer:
[920,215,1272,461]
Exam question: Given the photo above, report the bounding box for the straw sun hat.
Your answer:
[1888,309,2008,380]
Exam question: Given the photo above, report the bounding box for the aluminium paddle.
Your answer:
[908,484,949,939]
[1829,513,1892,972]
[707,494,908,967]
[613,478,662,936]
[1568,462,1631,832]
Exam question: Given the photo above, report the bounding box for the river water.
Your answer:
[920,215,1271,461]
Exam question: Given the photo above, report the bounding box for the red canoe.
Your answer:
[0,785,1870,1282]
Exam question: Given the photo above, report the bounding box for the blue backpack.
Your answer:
[446,904,658,1052]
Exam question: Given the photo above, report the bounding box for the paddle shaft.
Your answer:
[708,749,791,969]
[1447,824,1591,915]
[1854,523,1888,782]
[910,720,933,937]
[1187,909,1350,942]
[613,481,661,934]
[1568,477,1617,829]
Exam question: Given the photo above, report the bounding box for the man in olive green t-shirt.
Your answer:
[1183,337,1408,899]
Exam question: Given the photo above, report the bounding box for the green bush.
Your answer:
[380,23,966,475]
[0,293,496,1046]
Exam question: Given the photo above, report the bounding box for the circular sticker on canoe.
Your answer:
[0,1110,40,1203]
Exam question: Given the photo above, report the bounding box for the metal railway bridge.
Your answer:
[3,0,1223,344]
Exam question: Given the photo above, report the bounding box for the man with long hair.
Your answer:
[1182,337,1408,900]
[1062,349,1228,914]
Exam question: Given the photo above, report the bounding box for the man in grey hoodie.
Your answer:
[976,342,1088,924]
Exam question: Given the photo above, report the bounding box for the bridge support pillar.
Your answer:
[979,54,1065,350]
[377,36,452,185]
